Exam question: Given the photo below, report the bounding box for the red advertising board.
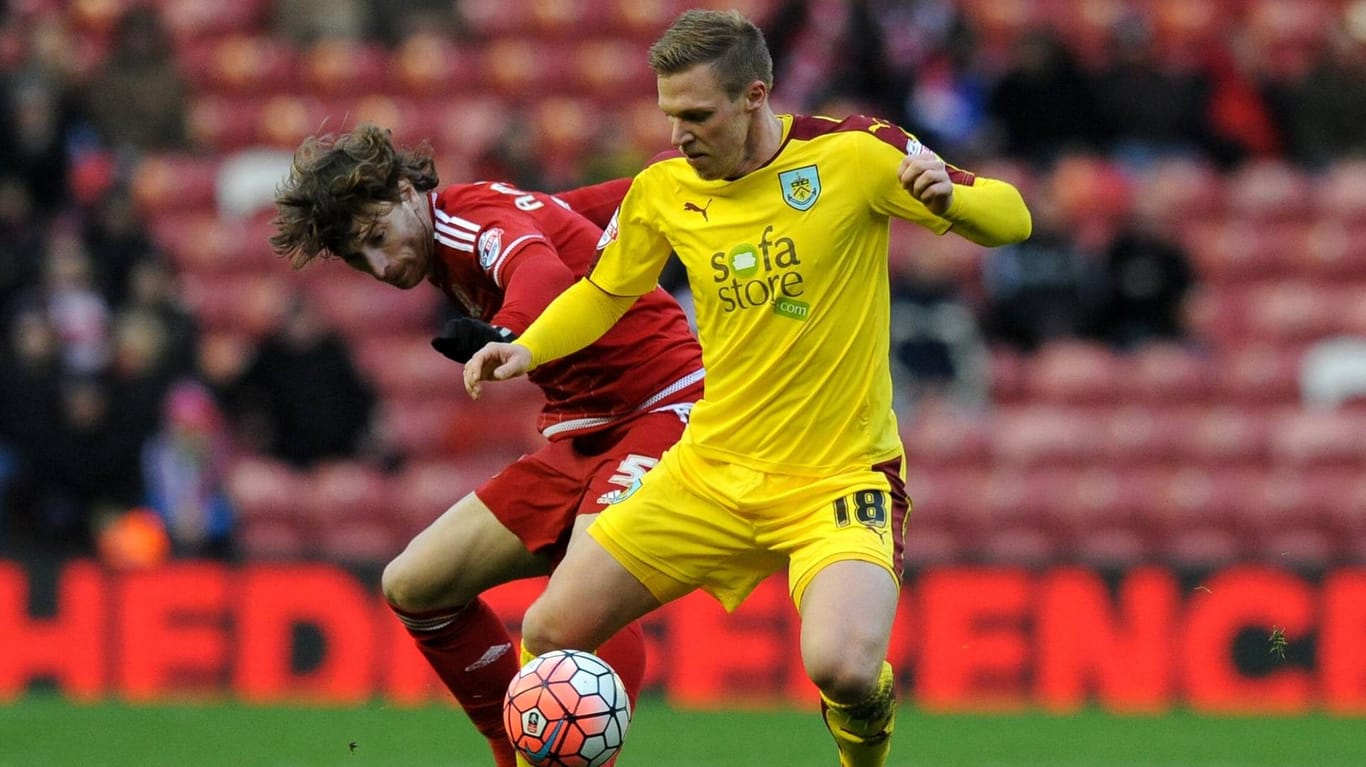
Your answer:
[1,560,1363,713]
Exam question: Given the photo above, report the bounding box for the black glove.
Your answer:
[431,317,517,364]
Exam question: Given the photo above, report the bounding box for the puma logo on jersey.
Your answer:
[683,199,711,221]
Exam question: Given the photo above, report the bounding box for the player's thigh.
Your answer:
[587,445,783,611]
[522,522,663,654]
[382,490,548,610]
[797,559,899,696]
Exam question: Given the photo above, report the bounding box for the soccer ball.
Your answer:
[504,649,632,767]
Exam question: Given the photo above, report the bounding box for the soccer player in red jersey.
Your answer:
[269,124,703,767]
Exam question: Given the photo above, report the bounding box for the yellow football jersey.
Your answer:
[590,114,970,474]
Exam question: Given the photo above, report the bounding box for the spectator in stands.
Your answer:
[273,0,375,45]
[764,0,912,124]
[985,27,1105,165]
[0,305,61,553]
[33,224,113,376]
[141,378,236,559]
[1264,30,1366,168]
[0,67,77,211]
[82,6,188,156]
[1088,211,1195,351]
[0,174,44,313]
[15,374,147,556]
[979,195,1093,353]
[1087,15,1215,166]
[81,184,157,305]
[122,255,200,380]
[224,291,380,469]
[107,307,182,447]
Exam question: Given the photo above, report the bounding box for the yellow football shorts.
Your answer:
[587,442,910,612]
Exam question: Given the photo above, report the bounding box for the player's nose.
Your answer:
[361,249,389,279]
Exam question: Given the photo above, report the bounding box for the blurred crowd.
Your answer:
[1,0,1363,565]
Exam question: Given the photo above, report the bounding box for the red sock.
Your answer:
[391,599,518,767]
[596,620,647,709]
[594,621,647,767]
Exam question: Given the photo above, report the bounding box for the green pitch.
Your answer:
[0,695,1360,766]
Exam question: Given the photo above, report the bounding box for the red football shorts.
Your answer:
[474,405,691,562]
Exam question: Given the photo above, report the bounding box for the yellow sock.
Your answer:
[820,661,896,767]
[513,642,538,767]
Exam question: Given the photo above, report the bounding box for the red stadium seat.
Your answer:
[226,456,308,527]
[1241,280,1346,345]
[460,0,538,36]
[991,405,1106,468]
[189,34,298,96]
[388,457,512,539]
[130,153,220,216]
[1101,405,1185,469]
[253,94,332,151]
[1160,527,1245,571]
[1297,219,1366,280]
[1021,341,1124,406]
[187,94,263,152]
[1148,464,1245,563]
[905,467,990,542]
[156,0,272,45]
[377,398,467,459]
[1184,218,1288,284]
[572,38,655,93]
[901,523,962,569]
[180,272,292,338]
[987,347,1028,405]
[1184,285,1246,347]
[1213,344,1303,405]
[1118,343,1215,405]
[1237,469,1343,568]
[353,334,464,400]
[1225,159,1312,223]
[1317,158,1366,226]
[389,32,478,98]
[1139,155,1225,228]
[316,517,405,566]
[236,515,312,560]
[301,460,391,528]
[425,96,512,165]
[1268,409,1366,470]
[298,37,389,96]
[1177,405,1274,469]
[305,271,439,338]
[149,212,264,277]
[900,404,991,470]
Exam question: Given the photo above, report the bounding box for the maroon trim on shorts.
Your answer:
[871,455,910,578]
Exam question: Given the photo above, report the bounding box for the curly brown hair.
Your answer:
[270,124,440,269]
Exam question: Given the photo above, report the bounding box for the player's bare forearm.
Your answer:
[463,342,532,400]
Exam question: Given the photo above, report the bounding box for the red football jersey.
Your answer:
[426,182,703,439]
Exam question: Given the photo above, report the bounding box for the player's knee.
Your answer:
[806,651,883,703]
[381,550,456,611]
[520,599,589,656]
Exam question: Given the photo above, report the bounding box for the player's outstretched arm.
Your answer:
[463,342,532,399]
[898,147,1032,247]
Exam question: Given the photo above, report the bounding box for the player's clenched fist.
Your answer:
[898,144,954,216]
[462,342,532,399]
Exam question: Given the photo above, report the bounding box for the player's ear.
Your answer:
[397,177,417,206]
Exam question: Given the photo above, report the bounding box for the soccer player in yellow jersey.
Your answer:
[465,9,1031,766]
